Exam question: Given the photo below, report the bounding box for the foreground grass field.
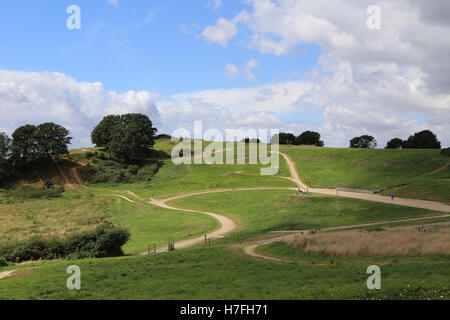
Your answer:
[0,189,218,254]
[168,189,443,238]
[281,146,449,203]
[0,246,448,300]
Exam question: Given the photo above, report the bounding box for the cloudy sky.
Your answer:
[0,0,449,147]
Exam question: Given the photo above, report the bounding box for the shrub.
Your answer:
[85,151,95,159]
[6,185,64,200]
[136,164,159,182]
[43,180,54,189]
[0,257,8,267]
[127,165,140,175]
[0,224,130,263]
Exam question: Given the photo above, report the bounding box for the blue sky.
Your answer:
[0,0,448,148]
[0,0,321,95]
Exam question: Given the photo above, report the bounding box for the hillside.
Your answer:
[281,146,449,203]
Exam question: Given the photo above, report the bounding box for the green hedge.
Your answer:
[0,224,130,263]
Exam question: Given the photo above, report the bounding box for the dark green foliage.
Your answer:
[0,257,7,267]
[43,179,54,189]
[0,224,130,262]
[136,164,159,182]
[441,148,450,156]
[6,185,65,200]
[155,134,172,140]
[295,131,324,146]
[403,130,441,149]
[273,132,324,146]
[349,135,377,149]
[273,133,297,145]
[34,122,72,157]
[91,113,157,163]
[11,125,38,160]
[0,132,11,161]
[386,138,404,149]
[91,115,121,148]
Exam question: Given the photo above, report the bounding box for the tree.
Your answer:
[92,113,158,162]
[403,130,441,149]
[0,132,11,161]
[11,125,38,160]
[273,133,297,145]
[295,131,324,147]
[35,122,72,158]
[349,135,377,149]
[385,138,404,149]
[91,115,121,147]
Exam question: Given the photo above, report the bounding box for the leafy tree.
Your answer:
[385,138,404,149]
[295,131,324,147]
[349,135,377,149]
[403,130,441,149]
[35,122,72,158]
[242,138,261,144]
[273,133,297,145]
[92,113,157,162]
[91,115,121,147]
[0,132,11,161]
[11,125,38,160]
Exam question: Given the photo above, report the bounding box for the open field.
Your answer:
[281,146,449,203]
[0,246,448,300]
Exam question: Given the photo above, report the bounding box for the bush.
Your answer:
[0,224,130,263]
[85,151,95,159]
[127,165,140,175]
[0,257,8,267]
[441,148,450,156]
[43,180,54,189]
[6,185,64,200]
[136,164,159,182]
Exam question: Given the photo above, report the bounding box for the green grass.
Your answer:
[0,190,218,254]
[0,246,448,300]
[168,189,441,238]
[281,145,450,203]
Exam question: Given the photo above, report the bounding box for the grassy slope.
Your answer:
[168,189,441,238]
[86,140,295,198]
[0,247,448,300]
[0,190,217,254]
[281,145,450,203]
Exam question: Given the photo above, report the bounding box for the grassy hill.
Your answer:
[281,146,449,203]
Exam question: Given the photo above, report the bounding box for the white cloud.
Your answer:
[107,0,121,7]
[206,0,223,11]
[193,0,450,147]
[225,58,260,82]
[244,58,259,82]
[225,64,241,79]
[199,18,238,46]
[0,70,161,147]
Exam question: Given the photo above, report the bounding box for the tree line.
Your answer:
[272,131,324,146]
[273,129,442,150]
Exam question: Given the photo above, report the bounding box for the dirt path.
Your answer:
[310,188,450,213]
[0,270,16,280]
[278,152,308,189]
[140,195,238,254]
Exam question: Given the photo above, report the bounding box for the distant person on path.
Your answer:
[297,188,302,196]
[391,192,395,200]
